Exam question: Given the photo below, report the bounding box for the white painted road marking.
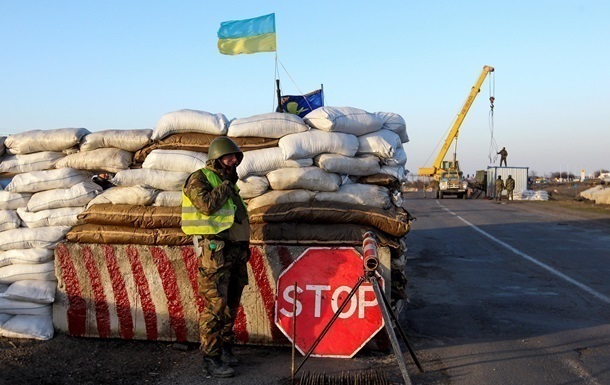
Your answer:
[437,202,610,305]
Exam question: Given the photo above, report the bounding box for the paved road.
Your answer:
[403,193,610,385]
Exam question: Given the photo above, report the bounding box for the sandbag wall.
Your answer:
[0,128,111,340]
[580,185,610,205]
[0,106,412,342]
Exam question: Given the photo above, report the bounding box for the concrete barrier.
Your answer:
[53,242,390,344]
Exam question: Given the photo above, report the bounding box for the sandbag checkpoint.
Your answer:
[0,107,412,357]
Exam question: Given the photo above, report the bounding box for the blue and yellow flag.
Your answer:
[217,13,276,55]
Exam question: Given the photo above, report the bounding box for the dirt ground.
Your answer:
[1,181,608,385]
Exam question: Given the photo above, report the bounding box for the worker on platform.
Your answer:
[494,175,505,201]
[497,147,508,167]
[505,175,516,201]
[181,137,250,378]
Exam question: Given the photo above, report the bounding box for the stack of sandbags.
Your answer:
[580,185,610,205]
[514,190,549,201]
[244,107,408,211]
[56,128,152,174]
[67,204,190,245]
[0,128,96,340]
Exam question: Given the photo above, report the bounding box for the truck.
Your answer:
[436,160,468,199]
[418,65,495,198]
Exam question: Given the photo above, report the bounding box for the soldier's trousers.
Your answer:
[194,237,249,357]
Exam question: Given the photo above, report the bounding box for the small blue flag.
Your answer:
[280,89,324,118]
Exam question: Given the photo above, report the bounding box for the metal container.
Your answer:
[486,166,529,198]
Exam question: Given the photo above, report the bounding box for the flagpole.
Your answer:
[276,79,283,112]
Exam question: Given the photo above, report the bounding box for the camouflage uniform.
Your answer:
[494,176,505,201]
[505,176,515,200]
[497,147,508,167]
[183,164,250,358]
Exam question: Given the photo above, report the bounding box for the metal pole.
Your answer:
[291,282,297,385]
[370,276,412,385]
[293,276,366,376]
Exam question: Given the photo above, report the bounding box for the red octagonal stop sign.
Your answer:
[274,247,384,358]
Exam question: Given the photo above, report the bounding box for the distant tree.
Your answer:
[530,170,538,178]
[551,171,575,181]
[594,169,609,178]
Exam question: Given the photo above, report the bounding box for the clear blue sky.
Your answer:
[2,1,608,177]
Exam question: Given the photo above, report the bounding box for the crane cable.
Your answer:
[487,72,499,165]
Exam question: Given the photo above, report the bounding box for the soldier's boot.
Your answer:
[221,344,239,366]
[204,356,234,378]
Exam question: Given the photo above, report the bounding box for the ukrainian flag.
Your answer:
[217,13,276,55]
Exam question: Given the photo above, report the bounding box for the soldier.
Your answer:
[505,175,516,201]
[494,175,505,201]
[181,137,250,378]
[497,147,508,167]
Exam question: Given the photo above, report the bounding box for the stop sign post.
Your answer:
[274,247,384,358]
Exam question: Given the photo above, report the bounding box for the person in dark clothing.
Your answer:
[497,147,508,167]
[91,172,115,190]
[181,137,250,378]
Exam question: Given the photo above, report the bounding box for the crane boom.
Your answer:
[418,65,494,179]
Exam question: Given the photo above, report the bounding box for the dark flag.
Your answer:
[280,89,324,118]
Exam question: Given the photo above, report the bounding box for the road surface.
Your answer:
[403,193,610,385]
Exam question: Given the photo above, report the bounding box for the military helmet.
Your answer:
[208,137,243,164]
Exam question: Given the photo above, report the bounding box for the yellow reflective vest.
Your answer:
[181,169,245,235]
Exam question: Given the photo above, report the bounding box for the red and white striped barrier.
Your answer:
[53,242,390,344]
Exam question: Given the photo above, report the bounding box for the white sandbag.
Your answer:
[314,154,381,176]
[237,147,313,179]
[0,192,32,210]
[279,129,359,160]
[17,206,84,228]
[0,136,5,156]
[142,149,207,173]
[55,147,133,173]
[152,109,229,140]
[0,226,71,251]
[5,128,90,155]
[152,191,183,207]
[0,210,21,232]
[0,249,54,268]
[246,189,316,211]
[0,298,52,316]
[0,152,65,174]
[579,185,603,200]
[2,280,56,303]
[5,168,92,193]
[0,261,56,284]
[80,129,153,152]
[111,169,189,191]
[314,183,391,209]
[357,129,402,159]
[267,167,341,192]
[0,314,54,340]
[236,176,269,199]
[380,165,407,182]
[304,106,383,136]
[375,112,409,143]
[86,186,159,208]
[227,112,309,138]
[27,181,102,212]
[382,145,407,166]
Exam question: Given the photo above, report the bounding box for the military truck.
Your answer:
[474,169,487,192]
[436,168,468,199]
